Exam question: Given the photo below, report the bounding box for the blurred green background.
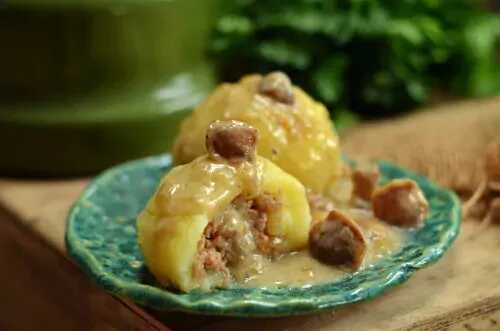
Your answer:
[212,0,500,124]
[1,0,499,176]
[0,0,218,176]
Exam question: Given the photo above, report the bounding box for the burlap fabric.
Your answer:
[342,97,500,197]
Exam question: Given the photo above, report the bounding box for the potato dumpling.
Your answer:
[172,72,342,195]
[137,121,311,292]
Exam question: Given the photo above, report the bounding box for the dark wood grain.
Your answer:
[0,206,170,331]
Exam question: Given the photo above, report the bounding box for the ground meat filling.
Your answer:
[248,193,282,254]
[193,193,282,283]
[193,236,230,282]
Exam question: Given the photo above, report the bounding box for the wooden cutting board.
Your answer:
[1,98,500,331]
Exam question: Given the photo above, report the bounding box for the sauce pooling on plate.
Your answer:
[243,214,403,287]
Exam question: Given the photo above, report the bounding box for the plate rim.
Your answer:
[66,154,462,317]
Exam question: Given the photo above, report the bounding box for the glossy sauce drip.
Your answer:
[154,155,262,220]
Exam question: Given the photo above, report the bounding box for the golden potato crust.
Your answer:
[172,73,342,195]
[138,120,312,292]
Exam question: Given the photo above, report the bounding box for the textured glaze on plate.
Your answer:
[66,154,461,317]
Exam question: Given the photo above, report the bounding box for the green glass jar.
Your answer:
[0,0,219,176]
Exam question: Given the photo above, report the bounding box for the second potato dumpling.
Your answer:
[137,121,311,292]
[173,72,343,195]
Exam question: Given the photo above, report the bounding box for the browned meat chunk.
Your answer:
[352,162,379,201]
[258,71,295,105]
[372,179,428,227]
[309,209,367,270]
[205,120,258,163]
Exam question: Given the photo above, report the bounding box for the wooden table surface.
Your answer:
[2,172,500,331]
[1,99,500,331]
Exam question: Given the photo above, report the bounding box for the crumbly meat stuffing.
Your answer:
[194,193,282,281]
[192,236,231,283]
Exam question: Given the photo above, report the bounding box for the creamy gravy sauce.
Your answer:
[242,213,404,287]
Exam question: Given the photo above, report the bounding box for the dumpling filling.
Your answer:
[193,193,282,286]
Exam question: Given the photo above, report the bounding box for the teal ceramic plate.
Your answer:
[66,154,461,317]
